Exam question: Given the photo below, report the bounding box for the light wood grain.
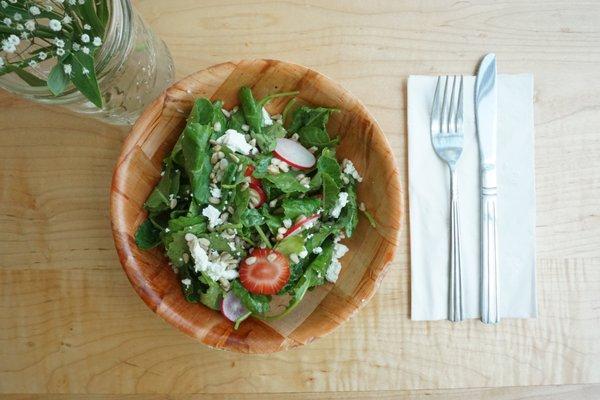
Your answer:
[1,0,600,396]
[1,384,599,399]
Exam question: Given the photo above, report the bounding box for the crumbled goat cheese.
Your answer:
[342,159,363,182]
[181,278,192,287]
[210,187,222,199]
[213,121,222,132]
[312,246,323,254]
[187,235,238,281]
[326,259,342,283]
[262,107,273,126]
[298,247,309,258]
[325,243,350,283]
[202,205,223,229]
[330,192,349,218]
[334,242,349,259]
[216,129,254,155]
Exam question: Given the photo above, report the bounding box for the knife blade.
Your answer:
[475,53,500,324]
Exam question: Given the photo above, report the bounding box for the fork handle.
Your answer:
[449,169,464,322]
[481,187,500,324]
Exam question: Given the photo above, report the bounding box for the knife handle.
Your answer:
[481,185,500,324]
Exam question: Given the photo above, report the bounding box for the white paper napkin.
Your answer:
[408,74,537,321]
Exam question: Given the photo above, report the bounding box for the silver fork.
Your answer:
[430,75,465,322]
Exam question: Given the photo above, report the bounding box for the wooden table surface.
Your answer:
[1,0,599,398]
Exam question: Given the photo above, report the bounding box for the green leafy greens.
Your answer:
[134,85,368,328]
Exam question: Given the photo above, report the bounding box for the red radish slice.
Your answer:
[249,183,267,208]
[221,291,248,322]
[283,213,320,238]
[273,138,316,169]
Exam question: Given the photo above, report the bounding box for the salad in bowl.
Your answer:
[134,86,374,328]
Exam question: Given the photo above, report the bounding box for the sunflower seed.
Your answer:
[219,278,230,291]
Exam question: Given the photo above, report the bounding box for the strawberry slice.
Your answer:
[245,165,261,187]
[248,182,267,208]
[239,249,290,295]
[283,213,320,238]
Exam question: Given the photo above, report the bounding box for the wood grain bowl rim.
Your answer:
[110,59,402,353]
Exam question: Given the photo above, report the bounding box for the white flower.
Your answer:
[20,31,29,40]
[8,0,16,3]
[49,19,62,31]
[3,17,11,26]
[29,6,41,15]
[92,36,102,46]
[83,23,91,30]
[15,23,23,30]
[1,1,7,8]
[1,40,16,53]
[0,57,4,68]
[38,51,47,60]
[80,33,90,43]
[82,67,89,75]
[56,47,65,56]
[24,19,35,31]
[81,46,89,54]
[62,15,72,24]
[7,34,19,45]
[54,37,65,47]
[72,42,80,51]
[78,0,85,4]
[13,12,22,21]
[28,59,37,67]
[63,64,72,75]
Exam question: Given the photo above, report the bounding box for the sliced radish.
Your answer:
[284,213,320,238]
[221,291,248,322]
[273,138,316,169]
[249,182,267,208]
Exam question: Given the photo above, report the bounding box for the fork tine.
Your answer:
[448,76,457,133]
[431,76,442,133]
[441,76,450,133]
[456,75,464,133]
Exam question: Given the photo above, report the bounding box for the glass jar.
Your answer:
[0,0,174,125]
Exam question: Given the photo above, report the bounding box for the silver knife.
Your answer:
[475,53,500,324]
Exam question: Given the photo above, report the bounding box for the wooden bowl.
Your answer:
[110,59,401,353]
